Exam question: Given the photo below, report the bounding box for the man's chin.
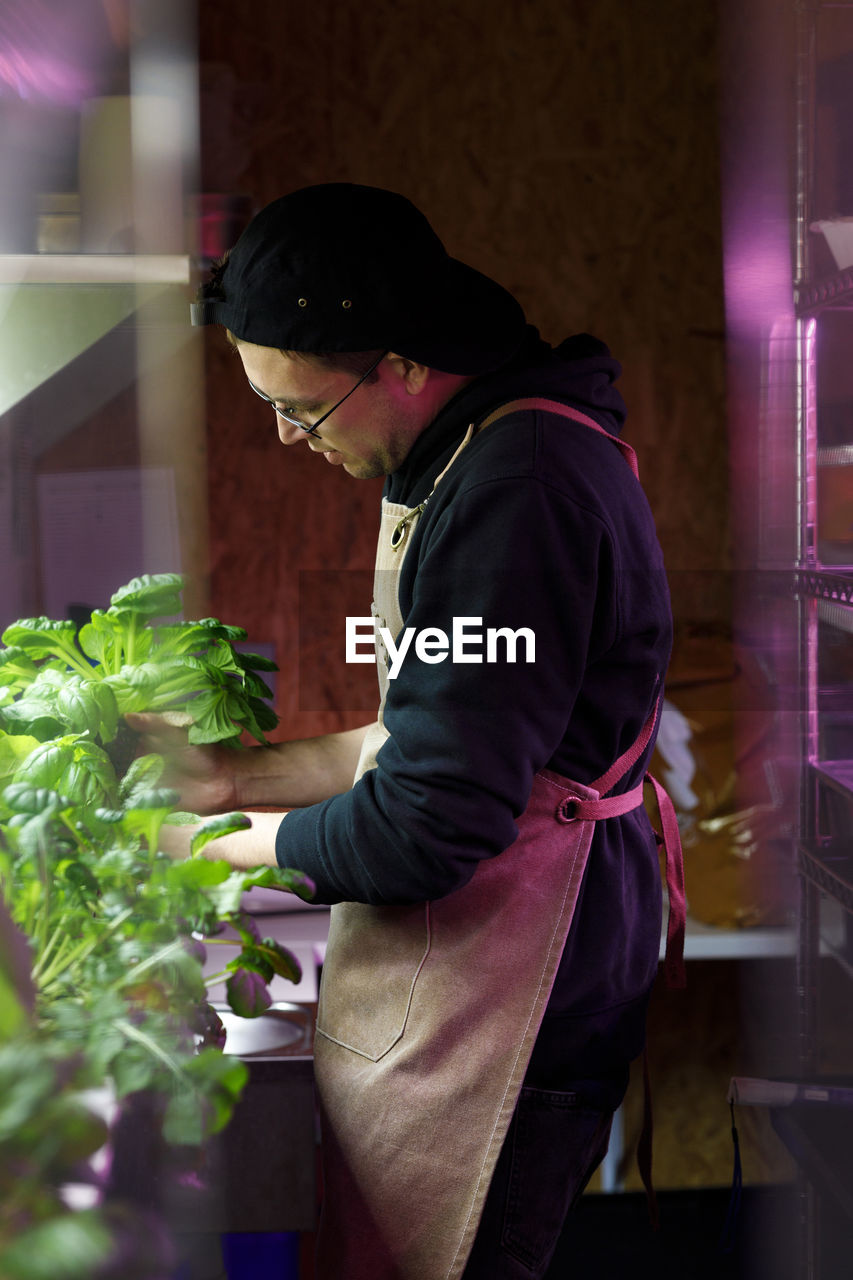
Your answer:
[342,457,386,480]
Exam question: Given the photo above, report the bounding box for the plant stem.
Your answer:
[115,1018,184,1080]
[55,639,101,681]
[124,615,137,668]
[38,905,136,993]
[112,938,184,991]
[203,970,231,986]
[30,925,70,981]
[59,813,87,849]
[35,837,50,962]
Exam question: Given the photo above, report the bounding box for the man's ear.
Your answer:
[384,352,431,396]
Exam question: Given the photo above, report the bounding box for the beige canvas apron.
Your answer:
[313,400,683,1280]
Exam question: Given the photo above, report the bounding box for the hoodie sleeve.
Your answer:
[275,422,624,904]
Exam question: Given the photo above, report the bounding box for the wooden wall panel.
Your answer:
[198,0,729,742]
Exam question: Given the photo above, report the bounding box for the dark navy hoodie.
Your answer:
[277,328,672,1104]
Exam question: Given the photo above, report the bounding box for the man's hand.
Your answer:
[124,712,240,815]
[126,714,374,813]
[157,810,285,869]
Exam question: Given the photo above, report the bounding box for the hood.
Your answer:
[387,326,627,503]
[469,326,627,437]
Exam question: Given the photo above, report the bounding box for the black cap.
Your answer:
[190,183,527,376]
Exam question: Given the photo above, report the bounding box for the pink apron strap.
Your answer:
[573,700,686,1231]
[477,400,685,980]
[645,773,687,990]
[570,771,685,990]
[589,700,659,796]
[476,396,640,479]
[585,698,686,992]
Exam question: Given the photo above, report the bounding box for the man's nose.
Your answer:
[277,418,307,445]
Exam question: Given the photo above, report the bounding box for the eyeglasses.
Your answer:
[248,350,388,437]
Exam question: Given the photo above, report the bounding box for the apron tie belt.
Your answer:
[554,709,688,1236]
[556,783,645,824]
[557,776,685,989]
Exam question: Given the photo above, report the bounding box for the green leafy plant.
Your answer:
[0,572,279,758]
[0,575,314,1277]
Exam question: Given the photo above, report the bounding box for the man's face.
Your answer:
[236,342,426,479]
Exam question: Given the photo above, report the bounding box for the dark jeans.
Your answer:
[460,1086,613,1280]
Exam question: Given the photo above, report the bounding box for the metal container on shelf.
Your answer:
[35,193,81,253]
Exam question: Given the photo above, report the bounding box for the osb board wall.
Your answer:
[615,959,798,1192]
[197,0,729,742]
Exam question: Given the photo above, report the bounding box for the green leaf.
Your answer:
[117,660,176,693]
[238,669,275,701]
[54,677,109,738]
[0,732,41,786]
[93,807,125,824]
[189,811,252,857]
[227,948,273,982]
[204,874,253,917]
[1,783,64,816]
[246,696,279,733]
[160,1083,205,1145]
[225,967,272,1018]
[255,937,302,984]
[0,1045,56,1135]
[111,1042,158,1097]
[11,735,80,794]
[159,858,232,891]
[0,645,39,688]
[226,936,302,986]
[234,863,316,902]
[0,698,64,742]
[11,736,119,812]
[149,621,213,658]
[195,617,248,644]
[60,860,101,898]
[89,679,120,742]
[41,1096,110,1167]
[0,617,79,661]
[234,649,279,673]
[186,703,243,745]
[63,740,119,808]
[178,643,238,681]
[76,608,123,667]
[114,656,208,717]
[127,787,179,810]
[163,1048,248,1142]
[117,752,165,802]
[0,1209,114,1280]
[108,573,184,620]
[229,909,261,945]
[12,811,70,861]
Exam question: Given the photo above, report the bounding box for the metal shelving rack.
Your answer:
[792,0,853,1066]
[789,3,853,1274]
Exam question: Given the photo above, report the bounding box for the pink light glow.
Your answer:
[0,47,92,105]
[0,0,120,106]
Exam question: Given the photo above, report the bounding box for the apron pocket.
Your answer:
[315,900,431,1061]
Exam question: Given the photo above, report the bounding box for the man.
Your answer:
[152,183,683,1280]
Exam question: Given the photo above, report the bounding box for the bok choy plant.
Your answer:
[0,572,279,759]
[0,575,314,1276]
